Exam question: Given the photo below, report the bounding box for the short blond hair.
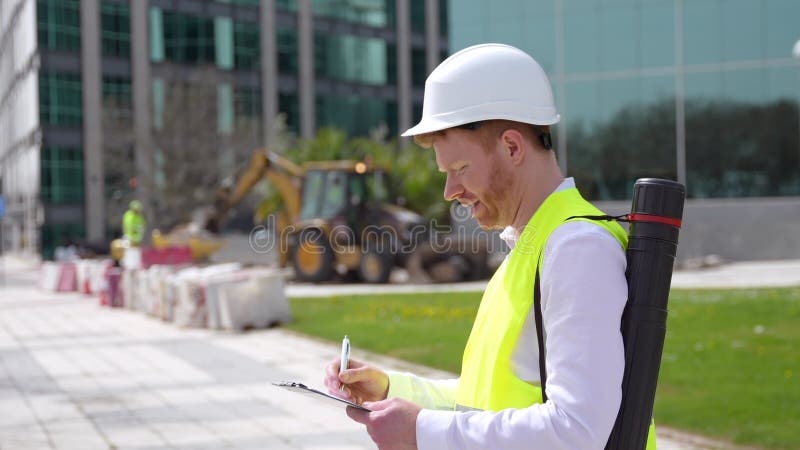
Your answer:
[413,120,550,151]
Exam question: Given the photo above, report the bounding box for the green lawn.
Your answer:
[286,287,800,449]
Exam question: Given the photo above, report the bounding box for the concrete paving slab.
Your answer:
[1,258,784,449]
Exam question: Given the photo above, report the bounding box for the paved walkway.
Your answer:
[2,256,788,449]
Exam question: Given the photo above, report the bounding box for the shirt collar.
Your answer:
[500,178,574,250]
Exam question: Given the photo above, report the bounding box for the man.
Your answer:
[122,200,146,246]
[324,44,656,450]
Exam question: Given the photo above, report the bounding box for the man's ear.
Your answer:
[500,129,526,166]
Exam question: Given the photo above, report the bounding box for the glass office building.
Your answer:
[451,0,799,201]
[449,0,800,261]
[0,0,447,258]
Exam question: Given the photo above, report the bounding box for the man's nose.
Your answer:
[443,175,462,202]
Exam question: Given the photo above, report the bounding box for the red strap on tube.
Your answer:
[625,213,682,228]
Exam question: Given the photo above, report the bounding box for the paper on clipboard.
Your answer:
[272,381,372,411]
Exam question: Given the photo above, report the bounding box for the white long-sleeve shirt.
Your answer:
[386,178,628,450]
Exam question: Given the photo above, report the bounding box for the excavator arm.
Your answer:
[205,149,304,233]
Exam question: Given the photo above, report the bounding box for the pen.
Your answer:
[339,335,350,392]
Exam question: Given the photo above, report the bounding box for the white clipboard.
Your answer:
[272,381,372,411]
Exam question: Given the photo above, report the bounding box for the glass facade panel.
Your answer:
[40,147,84,204]
[161,11,216,64]
[449,0,555,72]
[235,86,262,119]
[234,22,260,71]
[567,75,677,200]
[37,0,81,52]
[217,84,234,135]
[720,0,762,63]
[685,68,800,198]
[312,0,388,27]
[683,0,722,66]
[276,0,298,11]
[563,5,601,73]
[765,0,800,59]
[150,7,165,62]
[235,86,262,138]
[277,27,298,75]
[39,72,82,127]
[215,17,234,69]
[279,93,300,134]
[449,0,800,199]
[641,1,674,68]
[102,76,133,124]
[101,1,131,58]
[315,34,387,85]
[600,5,638,71]
[316,94,392,136]
[439,0,448,37]
[152,78,165,130]
[411,0,425,33]
[412,48,426,87]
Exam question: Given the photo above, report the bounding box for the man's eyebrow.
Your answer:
[439,160,467,173]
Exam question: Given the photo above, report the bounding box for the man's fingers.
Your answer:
[339,365,373,383]
[362,399,387,411]
[346,406,370,424]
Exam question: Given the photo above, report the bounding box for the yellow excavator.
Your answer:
[206,149,489,283]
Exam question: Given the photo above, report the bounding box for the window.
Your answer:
[234,22,260,71]
[316,94,392,137]
[315,34,387,85]
[279,93,300,134]
[276,0,298,11]
[412,48,426,88]
[277,27,298,75]
[566,76,677,200]
[37,0,81,52]
[102,76,133,124]
[312,0,388,27]
[152,78,165,130]
[41,224,85,260]
[215,17,234,69]
[39,72,82,127]
[235,86,262,120]
[162,12,215,65]
[218,84,234,135]
[150,7,165,62]
[684,67,800,198]
[101,1,131,58]
[40,147,84,204]
[410,0,425,33]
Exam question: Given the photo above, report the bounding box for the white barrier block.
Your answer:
[216,268,291,331]
[39,262,61,291]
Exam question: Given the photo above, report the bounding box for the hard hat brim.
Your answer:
[402,111,561,137]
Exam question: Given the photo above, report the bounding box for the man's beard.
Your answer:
[475,156,512,230]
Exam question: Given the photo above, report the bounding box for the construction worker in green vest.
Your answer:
[122,200,146,246]
[323,44,657,450]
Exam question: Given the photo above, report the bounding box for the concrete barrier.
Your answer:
[215,268,291,331]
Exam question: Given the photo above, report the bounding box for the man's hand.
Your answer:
[324,358,389,405]
[347,397,421,450]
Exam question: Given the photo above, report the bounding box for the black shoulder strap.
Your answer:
[534,268,548,403]
[534,214,628,405]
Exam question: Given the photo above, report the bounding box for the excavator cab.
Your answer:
[290,164,418,283]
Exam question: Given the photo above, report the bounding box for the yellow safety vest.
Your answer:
[123,210,146,245]
[454,187,657,449]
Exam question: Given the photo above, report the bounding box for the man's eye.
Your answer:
[457,165,468,175]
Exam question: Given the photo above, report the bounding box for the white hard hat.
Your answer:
[402,43,560,137]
